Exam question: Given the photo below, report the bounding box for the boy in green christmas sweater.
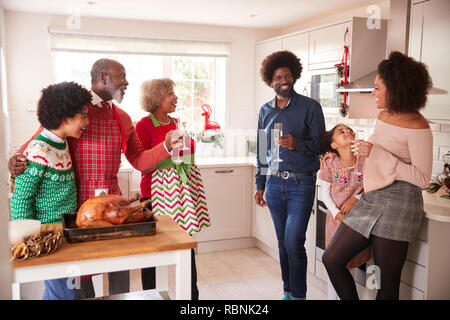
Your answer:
[10,81,91,299]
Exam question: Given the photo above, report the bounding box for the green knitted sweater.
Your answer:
[10,132,77,224]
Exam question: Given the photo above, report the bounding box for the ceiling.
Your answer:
[0,0,380,29]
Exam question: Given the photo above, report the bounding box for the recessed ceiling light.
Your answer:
[249,14,258,18]
[86,1,96,5]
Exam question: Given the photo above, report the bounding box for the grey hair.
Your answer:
[90,58,114,83]
[140,78,175,113]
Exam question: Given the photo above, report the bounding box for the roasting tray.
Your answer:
[62,212,157,243]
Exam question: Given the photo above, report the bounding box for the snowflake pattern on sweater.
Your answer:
[10,134,77,224]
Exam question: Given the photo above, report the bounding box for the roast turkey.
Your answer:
[76,194,154,228]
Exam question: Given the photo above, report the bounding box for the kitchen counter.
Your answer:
[422,191,450,223]
[119,156,256,171]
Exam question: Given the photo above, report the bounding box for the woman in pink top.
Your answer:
[322,51,433,300]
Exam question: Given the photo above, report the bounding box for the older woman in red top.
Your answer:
[135,78,210,300]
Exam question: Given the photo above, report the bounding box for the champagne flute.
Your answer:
[272,122,283,162]
[352,130,365,177]
[171,130,184,164]
[176,118,190,151]
[181,121,191,151]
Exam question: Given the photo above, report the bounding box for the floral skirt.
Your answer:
[151,165,210,234]
[325,211,370,269]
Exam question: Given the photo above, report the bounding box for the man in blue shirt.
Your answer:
[254,50,325,300]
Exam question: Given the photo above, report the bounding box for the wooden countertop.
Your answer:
[13,215,196,269]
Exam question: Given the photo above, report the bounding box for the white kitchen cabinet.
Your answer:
[117,168,141,200]
[255,32,311,111]
[398,221,429,299]
[400,282,425,300]
[309,21,352,70]
[409,0,450,122]
[129,169,142,199]
[117,171,129,198]
[251,167,278,252]
[255,39,282,110]
[195,166,252,242]
[282,32,310,97]
[305,188,317,275]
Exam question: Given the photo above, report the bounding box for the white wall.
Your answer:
[4,11,279,149]
[281,0,390,35]
[0,3,13,299]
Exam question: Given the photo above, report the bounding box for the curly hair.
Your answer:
[377,51,432,113]
[140,78,175,113]
[37,82,92,130]
[260,50,303,87]
[320,124,344,155]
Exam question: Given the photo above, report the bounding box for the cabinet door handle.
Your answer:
[215,169,234,174]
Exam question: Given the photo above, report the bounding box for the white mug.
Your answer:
[94,188,108,196]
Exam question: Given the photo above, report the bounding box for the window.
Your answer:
[52,51,164,123]
[50,31,228,135]
[170,56,225,133]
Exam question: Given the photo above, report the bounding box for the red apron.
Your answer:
[68,103,124,281]
[69,103,123,207]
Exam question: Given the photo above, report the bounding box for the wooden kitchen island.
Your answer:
[12,215,196,300]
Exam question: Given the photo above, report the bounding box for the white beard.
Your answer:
[112,89,123,104]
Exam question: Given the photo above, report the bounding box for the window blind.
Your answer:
[48,29,231,57]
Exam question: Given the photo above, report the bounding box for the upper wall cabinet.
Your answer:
[309,22,352,70]
[254,18,385,119]
[254,33,310,111]
[255,39,282,110]
[409,0,450,123]
[282,32,310,96]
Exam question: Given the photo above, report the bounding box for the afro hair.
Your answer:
[377,51,432,113]
[37,81,92,130]
[260,50,303,87]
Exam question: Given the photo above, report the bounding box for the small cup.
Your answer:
[94,188,108,196]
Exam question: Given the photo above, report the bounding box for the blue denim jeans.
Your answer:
[43,278,77,300]
[265,175,316,299]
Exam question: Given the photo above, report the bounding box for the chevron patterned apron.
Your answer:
[151,157,210,234]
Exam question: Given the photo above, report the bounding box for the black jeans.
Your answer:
[140,197,199,300]
[75,270,130,299]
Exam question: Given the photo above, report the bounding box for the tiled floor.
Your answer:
[104,247,327,300]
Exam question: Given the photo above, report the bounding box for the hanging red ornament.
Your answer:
[335,42,349,117]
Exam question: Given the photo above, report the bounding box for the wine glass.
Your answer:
[272,122,283,162]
